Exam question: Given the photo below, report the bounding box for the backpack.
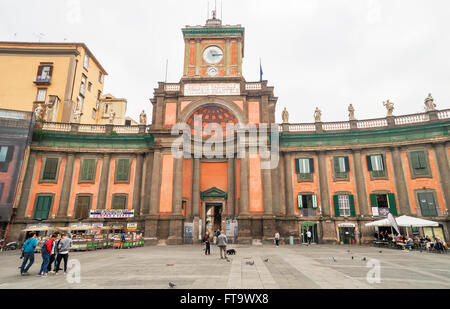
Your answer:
[41,240,50,254]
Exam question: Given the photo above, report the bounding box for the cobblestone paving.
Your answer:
[1,244,449,289]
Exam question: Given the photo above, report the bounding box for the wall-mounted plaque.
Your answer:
[184,83,240,96]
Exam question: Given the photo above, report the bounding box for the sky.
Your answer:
[1,0,449,123]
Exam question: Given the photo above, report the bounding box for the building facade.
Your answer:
[0,42,108,124]
[0,109,34,236]
[8,17,450,245]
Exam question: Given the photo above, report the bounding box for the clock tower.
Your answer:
[182,13,245,78]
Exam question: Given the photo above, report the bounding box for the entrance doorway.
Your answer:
[301,223,318,244]
[205,203,222,234]
[340,227,356,244]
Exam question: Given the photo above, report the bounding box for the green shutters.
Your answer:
[295,158,300,174]
[410,151,428,176]
[42,158,58,180]
[387,193,398,216]
[418,192,438,217]
[297,194,303,208]
[333,195,340,217]
[34,195,52,220]
[367,154,385,177]
[115,159,130,182]
[309,158,314,173]
[75,195,91,219]
[312,195,318,208]
[112,195,127,209]
[334,156,349,179]
[80,159,96,181]
[349,194,356,217]
[366,155,373,171]
[370,194,378,208]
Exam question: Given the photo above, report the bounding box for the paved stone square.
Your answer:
[0,244,449,289]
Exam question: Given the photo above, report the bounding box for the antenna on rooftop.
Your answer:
[33,33,45,42]
[165,59,169,83]
[221,0,223,20]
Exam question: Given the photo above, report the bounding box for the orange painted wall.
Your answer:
[180,101,191,112]
[231,43,236,65]
[402,149,446,213]
[291,156,320,216]
[159,154,174,213]
[164,102,177,127]
[249,155,263,212]
[248,101,260,124]
[363,152,397,215]
[106,158,135,210]
[0,146,17,204]
[182,159,192,216]
[26,156,66,218]
[326,155,359,215]
[232,100,243,111]
[200,162,228,193]
[67,157,102,216]
[189,43,195,65]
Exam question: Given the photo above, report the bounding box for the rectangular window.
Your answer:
[295,158,314,174]
[418,192,438,217]
[410,151,428,176]
[338,195,351,217]
[42,158,59,180]
[36,88,47,102]
[75,195,91,219]
[0,147,8,162]
[112,194,127,209]
[34,195,52,220]
[79,159,96,182]
[92,109,96,120]
[334,156,350,179]
[367,154,385,177]
[80,75,87,96]
[99,71,103,83]
[88,81,92,92]
[115,159,130,182]
[84,54,89,70]
[77,95,84,110]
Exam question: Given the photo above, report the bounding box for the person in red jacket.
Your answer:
[38,234,56,277]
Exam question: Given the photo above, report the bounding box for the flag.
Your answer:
[259,59,263,81]
[387,212,400,235]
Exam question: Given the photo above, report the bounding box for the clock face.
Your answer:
[207,67,218,77]
[203,46,223,64]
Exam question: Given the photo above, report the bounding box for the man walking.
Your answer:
[306,229,312,244]
[55,233,72,274]
[20,232,37,276]
[216,230,227,259]
[274,231,280,247]
[39,234,56,277]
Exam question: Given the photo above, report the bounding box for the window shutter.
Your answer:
[309,158,314,173]
[117,159,129,181]
[344,157,350,172]
[411,152,420,169]
[333,195,340,217]
[294,158,299,174]
[370,194,378,208]
[333,157,341,173]
[366,155,373,171]
[297,194,303,209]
[387,193,398,216]
[349,194,356,216]
[417,151,426,169]
[312,195,318,208]
[37,65,43,77]
[43,158,58,180]
[5,146,14,162]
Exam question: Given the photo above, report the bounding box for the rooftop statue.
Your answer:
[314,107,322,122]
[383,100,394,116]
[140,110,147,125]
[424,93,436,111]
[109,110,116,124]
[72,109,82,123]
[282,107,289,123]
[348,104,356,120]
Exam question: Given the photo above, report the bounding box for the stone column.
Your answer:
[261,160,275,242]
[142,152,154,215]
[283,152,295,216]
[227,158,235,218]
[16,151,37,219]
[195,39,201,76]
[192,158,201,217]
[352,150,370,216]
[97,154,111,209]
[271,159,283,216]
[237,152,251,244]
[57,153,75,218]
[132,154,144,216]
[168,157,183,245]
[391,147,411,215]
[433,143,450,213]
[317,151,331,217]
[145,150,161,243]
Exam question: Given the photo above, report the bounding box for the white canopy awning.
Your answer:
[365,215,439,228]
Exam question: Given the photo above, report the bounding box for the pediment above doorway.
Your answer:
[200,187,228,199]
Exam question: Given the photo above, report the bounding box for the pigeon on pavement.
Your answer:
[246,260,255,265]
[264,258,269,262]
[332,257,337,262]
[362,257,367,261]
[169,282,176,288]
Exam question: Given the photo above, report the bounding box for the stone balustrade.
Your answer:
[164,83,181,92]
[38,108,449,136]
[245,82,262,90]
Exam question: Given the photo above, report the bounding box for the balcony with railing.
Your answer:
[299,208,319,217]
[33,75,52,85]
